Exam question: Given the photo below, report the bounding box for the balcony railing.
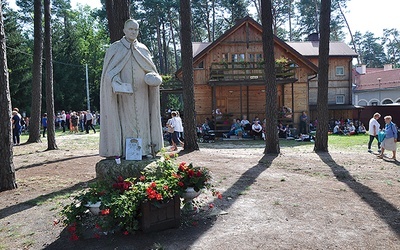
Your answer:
[209,61,296,82]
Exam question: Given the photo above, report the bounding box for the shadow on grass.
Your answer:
[15,154,100,171]
[316,152,400,237]
[45,154,277,249]
[0,179,96,220]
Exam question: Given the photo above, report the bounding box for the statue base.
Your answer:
[95,158,157,183]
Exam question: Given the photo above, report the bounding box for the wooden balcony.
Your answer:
[209,61,297,85]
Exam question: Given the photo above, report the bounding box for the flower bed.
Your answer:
[61,152,220,240]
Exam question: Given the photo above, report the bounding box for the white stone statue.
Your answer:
[99,19,163,159]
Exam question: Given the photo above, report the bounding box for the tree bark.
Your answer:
[261,0,280,154]
[180,0,199,152]
[314,0,331,152]
[168,14,179,70]
[27,0,43,144]
[105,0,130,43]
[0,2,17,191]
[44,0,57,150]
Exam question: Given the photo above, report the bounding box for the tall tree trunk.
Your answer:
[105,0,130,43]
[288,0,292,41]
[314,0,319,34]
[156,19,164,74]
[180,0,199,152]
[44,0,57,150]
[314,0,331,152]
[162,22,168,74]
[212,0,215,41]
[261,0,279,154]
[0,2,17,191]
[168,15,179,71]
[27,0,43,143]
[337,1,360,65]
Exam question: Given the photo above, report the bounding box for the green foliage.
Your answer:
[354,31,386,67]
[60,152,216,239]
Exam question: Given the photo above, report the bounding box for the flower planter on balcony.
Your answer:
[139,195,181,233]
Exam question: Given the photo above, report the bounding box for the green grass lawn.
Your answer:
[17,128,371,153]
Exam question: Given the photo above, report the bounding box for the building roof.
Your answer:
[287,41,358,57]
[193,42,210,57]
[176,16,318,76]
[354,68,400,91]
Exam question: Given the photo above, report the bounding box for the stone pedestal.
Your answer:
[95,158,157,183]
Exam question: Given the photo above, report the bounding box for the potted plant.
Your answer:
[61,152,220,239]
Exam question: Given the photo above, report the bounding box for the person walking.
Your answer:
[12,110,22,145]
[368,112,381,153]
[378,115,397,160]
[42,113,48,138]
[85,110,96,134]
[60,110,66,132]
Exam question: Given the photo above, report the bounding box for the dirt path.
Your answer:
[0,134,399,249]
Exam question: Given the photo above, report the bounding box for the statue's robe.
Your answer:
[99,37,163,158]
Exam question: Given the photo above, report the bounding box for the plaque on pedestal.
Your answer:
[126,138,142,161]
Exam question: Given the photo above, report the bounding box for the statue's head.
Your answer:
[123,19,139,42]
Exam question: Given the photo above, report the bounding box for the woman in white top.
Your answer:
[368,112,381,153]
[170,111,184,150]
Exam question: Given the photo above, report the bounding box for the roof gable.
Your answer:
[176,16,318,75]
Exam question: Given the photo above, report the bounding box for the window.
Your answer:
[382,99,393,104]
[232,54,245,62]
[195,61,204,69]
[371,101,378,106]
[336,95,345,104]
[221,53,229,62]
[336,66,344,76]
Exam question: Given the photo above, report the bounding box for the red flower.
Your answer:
[178,162,187,171]
[68,224,77,233]
[156,193,162,200]
[70,233,79,241]
[95,223,102,229]
[196,171,202,177]
[209,203,214,208]
[123,231,129,235]
[163,185,169,190]
[117,176,124,182]
[187,169,195,177]
[150,182,157,188]
[94,233,101,239]
[100,209,110,215]
[178,181,184,187]
[139,175,146,181]
[217,193,223,199]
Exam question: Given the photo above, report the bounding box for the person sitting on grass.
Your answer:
[347,122,357,135]
[333,124,344,135]
[358,123,366,134]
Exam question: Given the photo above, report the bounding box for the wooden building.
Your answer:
[175,16,358,131]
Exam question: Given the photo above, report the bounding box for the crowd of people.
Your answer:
[198,112,296,141]
[48,110,99,135]
[331,119,367,136]
[10,108,100,146]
